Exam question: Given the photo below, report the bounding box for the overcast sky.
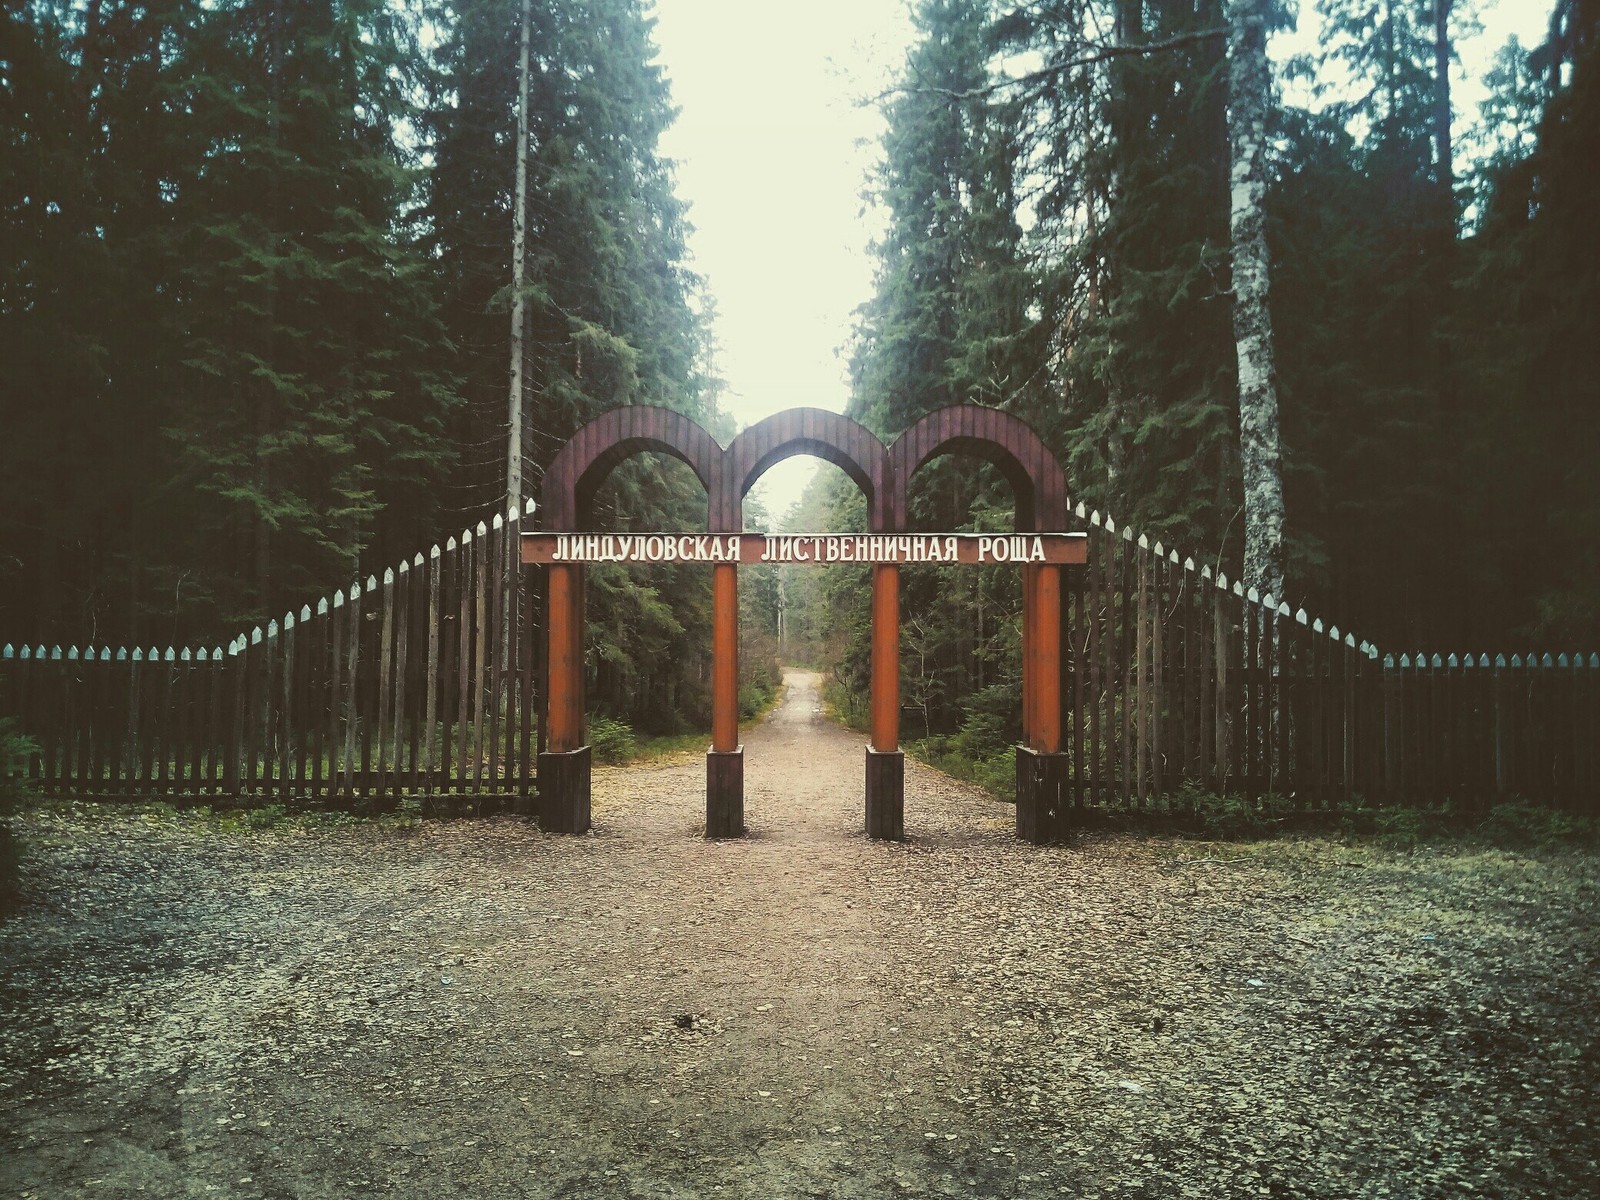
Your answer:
[649,0,1555,520]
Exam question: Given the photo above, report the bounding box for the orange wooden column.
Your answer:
[1033,564,1062,755]
[546,563,584,752]
[1017,560,1064,845]
[711,562,739,753]
[870,563,899,752]
[1022,562,1038,749]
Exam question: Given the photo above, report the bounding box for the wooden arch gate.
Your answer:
[521,406,1087,843]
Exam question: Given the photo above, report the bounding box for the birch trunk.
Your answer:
[1227,0,1285,602]
[506,0,532,511]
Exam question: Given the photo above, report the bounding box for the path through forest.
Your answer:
[2,671,1597,1198]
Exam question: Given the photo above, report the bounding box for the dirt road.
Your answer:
[2,670,1597,1198]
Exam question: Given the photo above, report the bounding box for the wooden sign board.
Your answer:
[522,532,1087,567]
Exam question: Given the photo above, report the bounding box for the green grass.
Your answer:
[600,678,788,766]
[907,738,1016,803]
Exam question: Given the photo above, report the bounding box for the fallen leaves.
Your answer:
[1,680,1597,1198]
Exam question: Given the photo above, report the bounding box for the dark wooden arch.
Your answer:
[541,407,723,530]
[719,408,894,532]
[888,406,1070,532]
[531,403,1074,845]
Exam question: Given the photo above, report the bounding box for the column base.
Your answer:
[706,746,745,838]
[1015,746,1070,845]
[866,746,905,841]
[538,746,592,834]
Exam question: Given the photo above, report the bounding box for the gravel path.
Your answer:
[2,670,1597,1199]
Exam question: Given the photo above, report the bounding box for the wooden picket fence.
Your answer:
[2,495,1596,816]
[0,503,536,811]
[1375,651,1600,810]
[1057,507,1598,814]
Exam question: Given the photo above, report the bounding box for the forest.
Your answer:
[2,0,1596,750]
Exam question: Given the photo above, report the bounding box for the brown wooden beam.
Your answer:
[711,563,738,753]
[1034,564,1062,755]
[522,531,1088,566]
[1022,562,1038,750]
[871,563,899,753]
[546,563,584,753]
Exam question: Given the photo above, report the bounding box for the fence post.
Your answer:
[1382,655,1401,802]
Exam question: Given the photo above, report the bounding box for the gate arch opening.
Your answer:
[723,409,893,533]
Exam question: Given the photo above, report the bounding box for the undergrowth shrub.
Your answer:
[1,718,39,916]
[589,715,637,764]
[1473,801,1595,849]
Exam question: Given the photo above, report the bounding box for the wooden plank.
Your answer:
[376,569,396,802]
[272,623,290,803]
[1310,627,1327,806]
[293,608,311,797]
[72,650,95,792]
[1343,638,1358,805]
[500,512,516,799]
[392,572,414,800]
[424,544,443,800]
[1213,589,1230,793]
[393,561,413,801]
[1093,523,1108,805]
[440,538,460,792]
[277,621,293,803]
[37,648,60,794]
[502,523,518,795]
[261,627,280,803]
[9,649,31,784]
[185,650,204,792]
[1237,595,1254,806]
[223,640,243,798]
[1118,534,1132,805]
[1181,564,1198,780]
[472,523,491,794]
[87,649,113,794]
[405,556,424,794]
[232,639,252,801]
[327,592,347,802]
[57,652,77,793]
[359,578,377,806]
[200,648,221,793]
[1135,538,1149,807]
[1196,576,1212,791]
[138,648,159,794]
[82,650,101,791]
[487,518,505,789]
[53,649,73,792]
[259,627,278,803]
[307,603,327,803]
[97,649,116,792]
[1265,603,1279,798]
[456,532,473,793]
[342,585,363,799]
[519,550,536,813]
[1152,551,1166,801]
[83,649,107,793]
[167,650,189,795]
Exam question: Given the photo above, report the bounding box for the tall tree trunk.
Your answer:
[1227,0,1285,600]
[257,0,285,610]
[1433,0,1453,194]
[1102,0,1146,496]
[506,0,532,512]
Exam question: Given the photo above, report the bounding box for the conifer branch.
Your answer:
[882,29,1229,102]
